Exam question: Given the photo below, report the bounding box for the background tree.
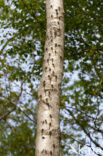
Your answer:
[0,0,103,155]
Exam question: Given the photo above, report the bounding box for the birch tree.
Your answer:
[35,0,64,155]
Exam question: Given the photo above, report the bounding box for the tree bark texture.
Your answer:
[35,0,64,155]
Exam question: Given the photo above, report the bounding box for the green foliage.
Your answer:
[0,122,35,155]
[0,0,103,155]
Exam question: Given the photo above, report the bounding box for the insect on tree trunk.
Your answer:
[35,0,64,155]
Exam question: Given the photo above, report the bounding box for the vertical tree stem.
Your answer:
[35,0,64,155]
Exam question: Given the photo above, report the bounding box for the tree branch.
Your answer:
[0,36,15,54]
[66,109,103,151]
[2,95,35,123]
[0,107,15,121]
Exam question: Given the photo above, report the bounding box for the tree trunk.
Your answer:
[35,0,64,155]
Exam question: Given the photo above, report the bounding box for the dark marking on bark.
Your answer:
[59,16,63,21]
[48,75,51,81]
[51,84,53,88]
[49,68,51,72]
[47,59,49,63]
[56,12,58,16]
[39,95,42,99]
[55,51,57,54]
[57,30,61,36]
[51,15,53,18]
[41,129,44,134]
[42,99,46,104]
[60,56,63,61]
[46,47,48,51]
[44,89,47,96]
[61,72,63,76]
[53,144,55,148]
[51,47,53,50]
[43,59,46,63]
[49,131,52,137]
[42,121,44,124]
[41,149,44,154]
[54,31,57,37]
[42,136,45,139]
[58,44,61,47]
[41,149,47,154]
[58,7,61,11]
[45,120,47,124]
[58,83,61,88]
[52,71,55,76]
[48,91,51,97]
[45,67,47,71]
[50,5,53,8]
[55,75,57,81]
[43,81,45,87]
[46,98,48,103]
[62,11,65,15]
[46,102,50,107]
[50,31,52,39]
[55,43,57,47]
[49,122,52,127]
[49,53,51,57]
[49,114,52,118]
[58,28,61,32]
[50,151,52,155]
[52,63,55,67]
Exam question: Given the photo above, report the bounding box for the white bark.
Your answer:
[35,0,64,155]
